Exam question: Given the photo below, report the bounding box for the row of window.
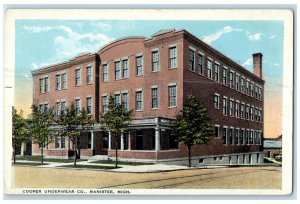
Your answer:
[214,125,262,145]
[102,46,178,82]
[214,93,262,122]
[188,46,263,101]
[39,66,93,93]
[102,85,177,113]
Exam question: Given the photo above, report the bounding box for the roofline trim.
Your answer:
[98,36,146,53]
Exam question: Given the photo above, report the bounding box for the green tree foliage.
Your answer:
[27,105,55,164]
[101,96,133,168]
[55,104,93,166]
[172,95,213,167]
[12,107,29,163]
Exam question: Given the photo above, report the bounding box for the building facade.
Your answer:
[31,29,264,165]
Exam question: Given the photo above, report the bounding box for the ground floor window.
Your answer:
[55,136,65,149]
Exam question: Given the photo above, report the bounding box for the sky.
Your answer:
[14,20,284,138]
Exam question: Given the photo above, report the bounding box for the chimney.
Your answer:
[252,53,263,78]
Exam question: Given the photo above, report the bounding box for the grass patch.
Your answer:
[60,164,118,169]
[13,162,48,166]
[90,160,153,166]
[16,156,86,163]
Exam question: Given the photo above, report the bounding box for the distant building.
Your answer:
[264,137,282,159]
[31,29,265,166]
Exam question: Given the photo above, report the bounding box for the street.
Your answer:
[12,166,281,189]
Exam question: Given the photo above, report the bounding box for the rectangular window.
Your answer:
[235,129,239,145]
[240,130,244,145]
[241,77,245,93]
[245,105,250,120]
[229,71,234,88]
[258,87,262,100]
[55,136,65,149]
[223,127,228,144]
[229,100,234,117]
[223,67,228,85]
[115,61,121,80]
[103,64,108,82]
[75,69,81,86]
[152,87,159,109]
[214,63,220,82]
[75,98,81,114]
[246,80,250,95]
[235,101,240,118]
[240,103,245,119]
[56,74,61,90]
[122,93,129,111]
[168,85,177,107]
[122,59,129,78]
[169,46,177,68]
[136,91,143,111]
[254,108,258,121]
[235,74,240,91]
[152,51,160,71]
[87,66,93,84]
[250,82,254,97]
[102,96,108,113]
[61,101,67,113]
[214,94,220,109]
[86,97,92,114]
[255,85,258,99]
[198,54,204,75]
[62,73,67,89]
[223,97,228,116]
[115,94,121,106]
[250,106,254,121]
[258,109,262,122]
[214,126,220,137]
[189,49,195,71]
[45,77,49,92]
[56,102,61,117]
[40,78,45,93]
[229,129,233,145]
[207,59,212,79]
[136,56,143,76]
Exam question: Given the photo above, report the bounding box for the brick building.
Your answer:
[31,29,264,166]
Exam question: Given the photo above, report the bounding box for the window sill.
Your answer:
[135,110,143,112]
[87,83,93,85]
[152,107,159,110]
[168,106,177,109]
[136,74,144,77]
[152,70,160,73]
[168,67,177,70]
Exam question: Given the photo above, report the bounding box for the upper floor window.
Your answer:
[250,82,254,97]
[62,73,67,90]
[207,59,213,79]
[151,87,159,109]
[39,76,49,93]
[214,63,220,82]
[75,69,81,86]
[189,49,195,71]
[75,98,81,114]
[115,61,121,80]
[258,87,262,100]
[198,53,204,75]
[255,85,258,99]
[136,55,143,76]
[168,85,177,107]
[122,92,129,111]
[235,74,240,91]
[56,74,61,90]
[229,99,234,117]
[214,125,220,137]
[214,93,220,109]
[169,46,177,68]
[87,66,93,84]
[229,71,234,89]
[223,97,228,116]
[122,59,129,78]
[115,94,121,106]
[235,101,240,118]
[223,67,228,85]
[102,95,108,114]
[86,97,92,114]
[152,50,160,72]
[136,90,143,111]
[103,64,108,82]
[241,77,245,93]
[250,106,254,121]
[245,104,250,120]
[240,103,245,119]
[246,80,250,95]
[56,100,67,116]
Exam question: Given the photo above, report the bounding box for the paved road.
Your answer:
[12,166,281,189]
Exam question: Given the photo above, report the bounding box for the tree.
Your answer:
[101,96,133,168]
[55,104,93,166]
[172,95,213,167]
[12,107,29,163]
[27,105,55,164]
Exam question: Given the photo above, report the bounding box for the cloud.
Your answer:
[269,35,277,40]
[31,62,56,70]
[24,25,115,68]
[248,32,263,41]
[96,22,112,31]
[24,74,31,80]
[202,26,243,44]
[242,58,252,67]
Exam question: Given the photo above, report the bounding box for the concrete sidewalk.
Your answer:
[14,160,228,173]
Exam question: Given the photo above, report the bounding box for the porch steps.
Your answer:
[88,155,110,162]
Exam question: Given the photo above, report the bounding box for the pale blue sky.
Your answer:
[14,20,284,137]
